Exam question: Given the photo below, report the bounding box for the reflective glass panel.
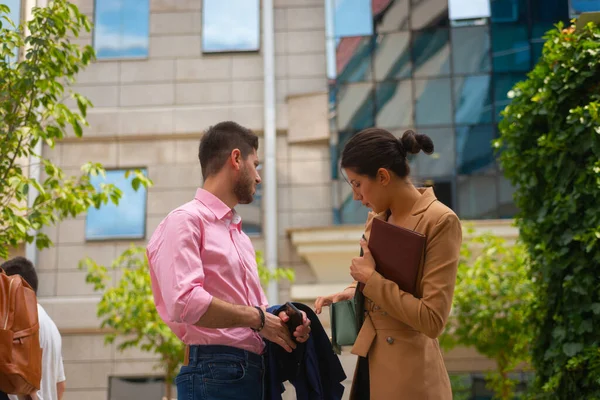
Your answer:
[336,82,375,131]
[375,81,413,129]
[456,124,496,174]
[451,26,491,74]
[449,0,491,20]
[412,127,455,178]
[531,0,569,38]
[374,32,411,80]
[570,0,600,16]
[375,0,409,33]
[413,28,451,77]
[333,0,373,37]
[457,174,499,219]
[411,0,449,30]
[421,178,455,210]
[336,36,374,83]
[490,0,528,24]
[491,24,531,72]
[203,0,260,53]
[414,78,452,126]
[493,73,526,120]
[497,174,518,218]
[454,75,493,125]
[86,169,147,240]
[94,0,149,59]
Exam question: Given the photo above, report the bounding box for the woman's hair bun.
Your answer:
[399,130,434,155]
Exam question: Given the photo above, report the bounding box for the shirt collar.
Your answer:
[195,188,233,220]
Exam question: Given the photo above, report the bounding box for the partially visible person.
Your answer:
[147,121,311,400]
[315,128,462,399]
[2,257,66,400]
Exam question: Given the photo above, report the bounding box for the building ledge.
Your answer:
[287,220,518,295]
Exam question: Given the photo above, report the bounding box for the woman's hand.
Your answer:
[314,287,355,314]
[350,239,376,284]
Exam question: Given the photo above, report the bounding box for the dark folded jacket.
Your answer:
[265,303,346,400]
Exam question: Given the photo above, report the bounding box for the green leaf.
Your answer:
[563,343,584,357]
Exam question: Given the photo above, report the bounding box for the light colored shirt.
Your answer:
[8,304,65,400]
[147,188,268,355]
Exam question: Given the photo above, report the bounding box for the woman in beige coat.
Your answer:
[315,128,462,400]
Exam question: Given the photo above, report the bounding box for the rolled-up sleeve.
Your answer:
[147,210,213,325]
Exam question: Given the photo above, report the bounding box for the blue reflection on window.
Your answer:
[333,0,373,37]
[571,0,600,14]
[94,0,149,59]
[85,169,147,240]
[1,0,20,63]
[454,75,493,125]
[336,36,374,83]
[491,24,531,72]
[494,73,526,120]
[456,125,496,174]
[449,0,490,21]
[203,0,259,53]
[415,78,452,126]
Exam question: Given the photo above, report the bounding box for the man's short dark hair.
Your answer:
[1,256,38,293]
[198,121,259,180]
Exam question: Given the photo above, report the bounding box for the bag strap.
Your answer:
[13,322,39,339]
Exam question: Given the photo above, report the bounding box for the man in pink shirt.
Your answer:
[147,121,310,400]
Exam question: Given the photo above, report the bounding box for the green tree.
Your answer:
[441,230,534,400]
[0,0,149,259]
[80,245,294,400]
[496,20,600,397]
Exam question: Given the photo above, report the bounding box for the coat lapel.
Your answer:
[404,187,437,232]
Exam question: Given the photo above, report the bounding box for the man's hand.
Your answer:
[258,309,297,353]
[278,310,311,343]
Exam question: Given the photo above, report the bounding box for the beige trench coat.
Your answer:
[348,187,463,400]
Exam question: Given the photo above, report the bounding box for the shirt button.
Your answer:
[386,337,394,345]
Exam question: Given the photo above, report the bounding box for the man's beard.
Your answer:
[234,166,255,205]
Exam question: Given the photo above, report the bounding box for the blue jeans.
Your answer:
[175,345,265,400]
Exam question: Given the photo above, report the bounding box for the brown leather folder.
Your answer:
[359,217,426,296]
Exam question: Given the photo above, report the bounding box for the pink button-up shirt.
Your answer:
[147,188,268,355]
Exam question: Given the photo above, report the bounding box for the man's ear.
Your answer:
[229,149,242,171]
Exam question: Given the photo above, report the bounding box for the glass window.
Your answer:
[413,28,451,77]
[1,0,20,63]
[491,24,531,72]
[336,82,375,131]
[531,0,569,39]
[94,0,149,59]
[411,0,449,30]
[490,0,528,24]
[457,174,499,219]
[456,124,496,174]
[109,376,176,400]
[451,26,491,74]
[454,75,493,125]
[374,32,411,80]
[332,0,373,37]
[202,0,259,53]
[422,178,455,210]
[412,127,455,178]
[449,0,491,21]
[85,169,148,241]
[493,72,526,120]
[375,81,413,129]
[335,36,374,83]
[237,183,262,235]
[414,78,452,126]
[375,0,409,33]
[570,0,600,17]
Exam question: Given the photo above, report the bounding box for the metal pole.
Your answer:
[25,0,44,266]
[262,0,279,305]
